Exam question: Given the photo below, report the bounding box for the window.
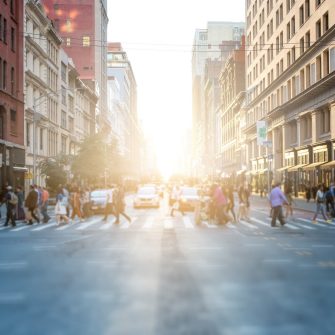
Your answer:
[83,36,90,47]
[3,18,7,43]
[299,5,304,26]
[287,22,291,41]
[10,109,16,134]
[287,51,291,67]
[10,0,14,15]
[0,112,4,139]
[10,67,14,95]
[320,108,330,134]
[291,16,296,36]
[66,38,71,46]
[291,46,296,62]
[323,12,329,34]
[310,63,316,84]
[305,0,310,18]
[10,27,14,51]
[323,49,329,76]
[316,56,322,80]
[61,136,67,154]
[316,19,321,39]
[2,60,6,90]
[26,122,31,146]
[0,15,2,41]
[315,0,322,8]
[40,128,44,150]
[300,37,305,56]
[61,87,66,105]
[306,64,311,87]
[305,31,311,48]
[61,110,67,128]
[61,62,66,82]
[330,48,335,72]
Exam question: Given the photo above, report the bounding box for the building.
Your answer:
[192,22,245,178]
[24,0,97,188]
[0,0,25,188]
[217,36,246,179]
[41,0,108,133]
[245,0,335,195]
[107,42,141,177]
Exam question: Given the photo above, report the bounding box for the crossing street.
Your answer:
[0,196,334,335]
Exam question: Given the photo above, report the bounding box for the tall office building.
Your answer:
[41,0,108,132]
[192,21,245,178]
[0,0,25,187]
[245,0,335,195]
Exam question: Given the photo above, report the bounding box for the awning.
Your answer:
[277,166,293,172]
[13,166,28,172]
[287,164,308,172]
[302,162,326,171]
[320,160,335,169]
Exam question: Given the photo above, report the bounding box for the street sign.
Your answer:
[256,121,267,145]
[25,172,33,180]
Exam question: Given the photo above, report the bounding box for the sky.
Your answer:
[107,0,245,177]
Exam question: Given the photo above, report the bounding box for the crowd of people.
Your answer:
[1,183,130,227]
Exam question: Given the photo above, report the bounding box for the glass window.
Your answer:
[83,36,90,47]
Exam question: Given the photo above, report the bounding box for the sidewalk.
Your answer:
[250,194,315,213]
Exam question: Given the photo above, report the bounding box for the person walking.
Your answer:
[170,185,185,216]
[3,186,17,227]
[114,185,131,224]
[70,187,83,222]
[269,181,289,227]
[238,182,251,222]
[102,187,116,222]
[25,185,40,225]
[40,186,50,223]
[212,184,231,224]
[284,184,295,220]
[305,183,311,202]
[225,185,237,223]
[15,186,25,221]
[312,184,332,223]
[55,188,70,225]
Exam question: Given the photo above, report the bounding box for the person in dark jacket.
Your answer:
[25,185,39,225]
[114,185,131,224]
[4,186,16,227]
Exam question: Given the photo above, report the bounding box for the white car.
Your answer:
[90,189,114,214]
[133,186,160,208]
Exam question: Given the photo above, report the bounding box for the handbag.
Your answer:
[55,201,66,215]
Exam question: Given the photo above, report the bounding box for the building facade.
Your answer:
[24,0,97,188]
[107,42,141,177]
[192,22,245,179]
[41,0,108,132]
[245,0,335,194]
[0,0,25,188]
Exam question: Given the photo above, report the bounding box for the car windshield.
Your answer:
[138,187,156,195]
[90,190,109,197]
[181,187,198,196]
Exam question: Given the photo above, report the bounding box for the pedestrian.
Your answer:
[81,188,91,219]
[55,188,70,225]
[103,186,116,221]
[25,185,40,225]
[62,185,70,217]
[15,186,25,221]
[269,181,289,227]
[114,185,131,224]
[284,184,295,220]
[212,183,231,224]
[170,185,185,216]
[225,185,237,223]
[305,183,311,202]
[40,186,50,223]
[3,186,17,227]
[238,182,251,221]
[312,184,332,223]
[70,187,83,222]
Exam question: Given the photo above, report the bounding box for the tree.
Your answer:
[39,154,71,191]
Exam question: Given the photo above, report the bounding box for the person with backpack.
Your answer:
[3,186,17,227]
[312,184,332,223]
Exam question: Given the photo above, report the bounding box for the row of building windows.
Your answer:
[0,57,15,95]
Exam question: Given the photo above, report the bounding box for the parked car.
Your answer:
[133,186,160,208]
[89,189,114,214]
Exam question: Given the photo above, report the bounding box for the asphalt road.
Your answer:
[0,195,334,335]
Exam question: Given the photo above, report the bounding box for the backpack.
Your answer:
[9,192,18,205]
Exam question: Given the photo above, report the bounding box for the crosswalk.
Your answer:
[1,214,335,234]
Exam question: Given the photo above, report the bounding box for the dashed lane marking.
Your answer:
[182,216,194,229]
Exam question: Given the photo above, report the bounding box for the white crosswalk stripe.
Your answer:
[226,222,237,229]
[294,223,316,230]
[251,217,270,227]
[202,221,218,228]
[76,218,101,230]
[142,219,153,229]
[182,216,194,229]
[99,219,116,230]
[32,222,57,231]
[11,225,31,232]
[240,220,258,229]
[285,223,300,230]
[164,220,174,229]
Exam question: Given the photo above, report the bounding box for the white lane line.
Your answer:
[316,219,335,227]
[226,222,237,229]
[298,218,329,228]
[202,221,218,228]
[285,223,300,230]
[251,217,270,227]
[182,216,194,229]
[164,220,174,229]
[99,219,116,230]
[142,219,153,229]
[11,225,31,232]
[294,223,316,230]
[240,220,258,229]
[32,222,57,231]
[76,218,101,230]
